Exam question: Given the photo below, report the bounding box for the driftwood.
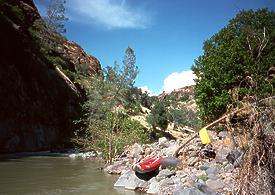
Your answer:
[178,126,195,134]
[173,106,247,157]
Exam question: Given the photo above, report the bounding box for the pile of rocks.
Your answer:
[106,132,243,194]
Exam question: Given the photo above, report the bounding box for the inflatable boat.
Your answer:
[133,154,163,173]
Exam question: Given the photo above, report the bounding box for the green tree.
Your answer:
[74,47,146,163]
[43,0,68,33]
[147,100,171,131]
[169,108,199,129]
[192,9,275,123]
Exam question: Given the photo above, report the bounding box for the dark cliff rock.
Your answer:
[0,0,102,153]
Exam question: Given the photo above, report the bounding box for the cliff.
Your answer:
[0,0,102,153]
[159,86,195,100]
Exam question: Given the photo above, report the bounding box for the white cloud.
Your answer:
[70,0,149,29]
[162,70,196,93]
[139,86,160,96]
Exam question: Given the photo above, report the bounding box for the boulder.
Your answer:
[161,157,181,168]
[158,137,169,148]
[127,143,143,159]
[205,166,219,176]
[125,172,146,190]
[104,159,128,174]
[147,178,160,194]
[156,169,176,181]
[162,142,179,156]
[173,187,206,195]
[193,183,216,195]
[206,179,224,191]
[114,169,145,190]
[114,170,132,188]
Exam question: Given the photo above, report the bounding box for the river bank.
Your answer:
[104,132,242,194]
[0,131,241,194]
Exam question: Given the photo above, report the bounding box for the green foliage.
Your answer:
[124,87,142,115]
[140,92,155,109]
[29,19,66,54]
[28,19,75,81]
[192,9,275,123]
[197,175,208,182]
[163,95,177,107]
[76,63,90,76]
[179,95,189,102]
[147,100,171,130]
[73,47,147,162]
[46,55,66,66]
[10,5,25,22]
[43,0,68,33]
[169,107,199,129]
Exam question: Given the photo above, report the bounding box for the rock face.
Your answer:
[159,85,195,101]
[60,40,102,76]
[159,85,197,112]
[0,0,102,153]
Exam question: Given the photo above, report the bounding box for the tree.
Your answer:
[74,47,146,163]
[43,0,68,33]
[192,9,275,123]
[147,100,171,131]
[169,107,199,129]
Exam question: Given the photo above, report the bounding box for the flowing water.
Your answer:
[0,155,136,195]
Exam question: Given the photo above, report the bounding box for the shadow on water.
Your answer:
[0,151,70,161]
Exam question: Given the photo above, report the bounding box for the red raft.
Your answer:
[133,154,163,173]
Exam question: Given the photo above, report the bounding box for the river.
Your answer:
[0,155,137,195]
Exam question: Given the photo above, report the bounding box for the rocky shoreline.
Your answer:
[1,131,242,194]
[104,132,242,194]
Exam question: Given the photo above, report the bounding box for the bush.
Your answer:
[147,100,171,131]
[169,107,199,129]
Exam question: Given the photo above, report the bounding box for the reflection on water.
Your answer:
[0,155,136,195]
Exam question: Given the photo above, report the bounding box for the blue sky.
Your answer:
[34,0,275,95]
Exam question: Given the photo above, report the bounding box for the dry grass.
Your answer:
[225,97,275,195]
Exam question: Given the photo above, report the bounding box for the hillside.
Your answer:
[0,0,102,153]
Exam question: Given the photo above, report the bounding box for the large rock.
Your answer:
[161,156,181,168]
[162,141,179,156]
[147,178,160,194]
[0,0,102,153]
[60,40,102,76]
[173,187,206,195]
[158,137,169,148]
[114,169,146,190]
[156,169,176,181]
[206,179,224,191]
[127,143,143,159]
[114,170,132,188]
[104,159,128,174]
